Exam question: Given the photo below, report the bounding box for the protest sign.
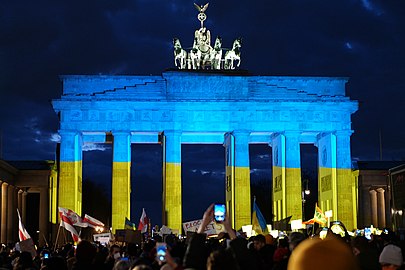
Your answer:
[183,219,225,236]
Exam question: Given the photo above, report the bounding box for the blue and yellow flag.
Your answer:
[252,199,268,234]
[125,217,136,230]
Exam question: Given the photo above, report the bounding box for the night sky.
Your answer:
[1,1,404,227]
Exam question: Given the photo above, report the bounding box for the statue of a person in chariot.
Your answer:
[173,3,242,70]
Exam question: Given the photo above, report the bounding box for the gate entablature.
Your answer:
[55,72,357,134]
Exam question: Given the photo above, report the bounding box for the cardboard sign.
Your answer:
[115,229,142,244]
[182,219,225,236]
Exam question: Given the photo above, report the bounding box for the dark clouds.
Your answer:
[1,0,405,222]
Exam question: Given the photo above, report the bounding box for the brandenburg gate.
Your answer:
[52,4,358,233]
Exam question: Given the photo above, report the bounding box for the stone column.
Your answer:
[232,130,251,229]
[223,133,235,227]
[284,131,302,221]
[335,130,357,230]
[58,130,83,214]
[7,185,15,243]
[0,181,2,240]
[39,187,49,247]
[369,189,378,227]
[271,132,302,221]
[13,187,18,243]
[1,182,8,244]
[163,131,182,233]
[18,190,23,215]
[271,133,286,221]
[112,131,131,233]
[376,188,386,228]
[316,133,337,219]
[22,191,27,225]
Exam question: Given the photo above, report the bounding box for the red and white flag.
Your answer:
[17,209,31,241]
[83,214,104,229]
[138,208,149,233]
[58,207,88,227]
[58,207,82,242]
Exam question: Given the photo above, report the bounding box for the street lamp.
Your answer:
[302,179,310,220]
[391,208,403,231]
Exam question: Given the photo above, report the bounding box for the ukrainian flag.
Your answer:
[125,217,136,230]
[252,198,268,234]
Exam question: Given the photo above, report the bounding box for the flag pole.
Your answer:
[63,226,67,244]
[54,223,61,252]
[42,232,49,247]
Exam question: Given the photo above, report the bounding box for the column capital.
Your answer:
[283,130,301,138]
[112,130,131,136]
[376,187,385,193]
[334,130,354,137]
[163,130,182,137]
[232,130,250,135]
[316,132,334,141]
[369,189,377,195]
[58,129,82,137]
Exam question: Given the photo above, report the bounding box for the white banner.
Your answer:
[93,232,112,246]
[182,219,225,236]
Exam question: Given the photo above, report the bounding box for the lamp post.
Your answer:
[302,179,310,221]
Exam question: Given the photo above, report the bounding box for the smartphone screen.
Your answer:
[214,204,226,222]
[364,227,371,240]
[156,242,167,262]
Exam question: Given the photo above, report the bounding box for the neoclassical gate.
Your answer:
[52,71,358,232]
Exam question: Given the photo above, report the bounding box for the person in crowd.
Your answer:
[65,245,76,270]
[351,236,380,270]
[40,256,68,270]
[94,244,108,269]
[183,204,260,270]
[12,251,36,270]
[113,259,131,270]
[288,232,306,252]
[71,240,96,270]
[132,265,152,270]
[104,244,122,270]
[133,241,156,267]
[252,234,275,269]
[206,249,239,270]
[287,235,359,270]
[272,237,290,270]
[379,244,403,270]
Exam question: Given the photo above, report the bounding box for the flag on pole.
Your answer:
[252,198,268,234]
[302,203,327,226]
[17,209,31,241]
[83,214,104,229]
[58,207,88,227]
[125,217,136,230]
[138,208,149,233]
[58,207,81,242]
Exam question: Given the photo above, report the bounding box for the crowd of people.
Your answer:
[1,204,404,270]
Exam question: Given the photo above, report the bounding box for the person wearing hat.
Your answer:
[287,235,359,270]
[379,244,403,270]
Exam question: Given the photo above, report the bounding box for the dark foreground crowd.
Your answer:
[1,205,404,270]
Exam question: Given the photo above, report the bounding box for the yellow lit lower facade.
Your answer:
[58,161,82,215]
[112,161,131,233]
[163,162,182,232]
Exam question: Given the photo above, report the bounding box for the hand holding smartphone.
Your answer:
[156,242,167,263]
[214,203,226,222]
